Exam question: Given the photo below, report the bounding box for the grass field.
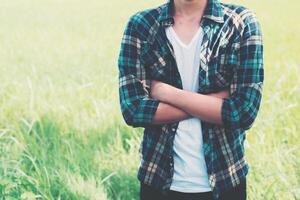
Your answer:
[0,0,299,199]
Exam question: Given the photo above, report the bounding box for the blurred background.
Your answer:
[0,0,299,199]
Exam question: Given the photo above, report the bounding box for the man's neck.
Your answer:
[173,0,208,21]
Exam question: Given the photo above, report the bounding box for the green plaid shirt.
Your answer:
[117,0,264,199]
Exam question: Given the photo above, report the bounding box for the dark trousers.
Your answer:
[140,178,246,200]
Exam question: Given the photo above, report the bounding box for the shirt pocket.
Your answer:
[140,41,169,81]
[209,26,235,61]
[199,33,234,92]
[207,53,234,90]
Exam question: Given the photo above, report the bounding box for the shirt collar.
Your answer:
[158,0,224,26]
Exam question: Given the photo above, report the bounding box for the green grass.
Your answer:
[0,0,299,199]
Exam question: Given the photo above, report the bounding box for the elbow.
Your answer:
[239,113,256,131]
[122,113,135,127]
[221,108,257,131]
[119,98,159,128]
[123,114,144,128]
[122,113,154,128]
[239,94,262,131]
[221,97,261,131]
[120,105,143,128]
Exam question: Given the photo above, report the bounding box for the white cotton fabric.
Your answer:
[165,25,211,192]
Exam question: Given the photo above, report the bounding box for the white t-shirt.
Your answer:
[165,25,211,192]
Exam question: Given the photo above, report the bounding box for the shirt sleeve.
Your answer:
[221,10,264,132]
[117,14,160,128]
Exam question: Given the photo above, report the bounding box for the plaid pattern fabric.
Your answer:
[117,0,264,199]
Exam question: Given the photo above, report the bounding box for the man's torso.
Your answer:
[121,0,263,199]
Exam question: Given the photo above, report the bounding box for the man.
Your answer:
[117,0,263,199]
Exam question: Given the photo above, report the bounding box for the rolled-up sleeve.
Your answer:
[221,10,264,131]
[117,15,160,128]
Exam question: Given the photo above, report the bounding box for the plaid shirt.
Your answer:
[117,0,264,199]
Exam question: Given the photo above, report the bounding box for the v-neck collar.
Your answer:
[169,26,203,49]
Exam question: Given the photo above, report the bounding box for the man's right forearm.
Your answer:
[152,102,191,124]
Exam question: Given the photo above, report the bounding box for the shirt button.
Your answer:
[171,127,176,132]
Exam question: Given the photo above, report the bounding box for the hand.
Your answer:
[207,89,230,99]
[150,80,173,101]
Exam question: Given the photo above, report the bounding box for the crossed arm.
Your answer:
[150,81,228,125]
